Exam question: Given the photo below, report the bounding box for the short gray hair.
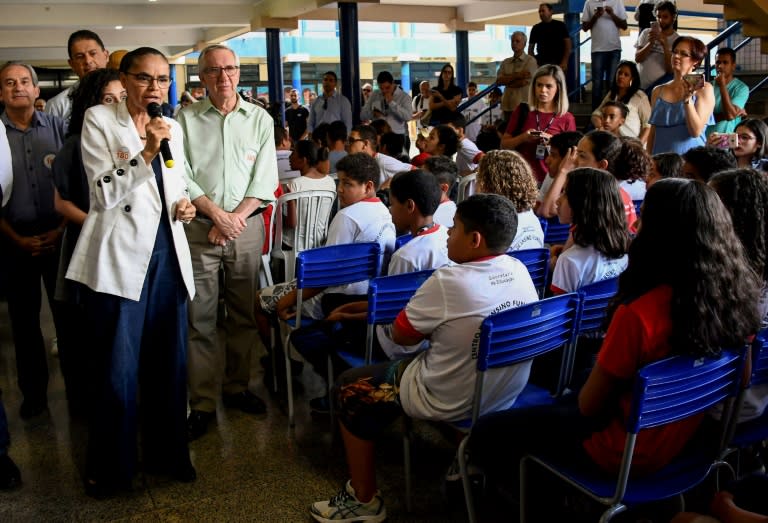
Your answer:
[0,61,39,86]
[512,31,528,45]
[198,44,240,71]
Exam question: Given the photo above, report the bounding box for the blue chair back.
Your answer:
[633,199,643,219]
[394,233,413,251]
[749,328,768,387]
[576,276,619,335]
[628,350,746,434]
[508,248,550,298]
[542,216,570,245]
[295,242,382,289]
[538,217,549,239]
[339,269,436,367]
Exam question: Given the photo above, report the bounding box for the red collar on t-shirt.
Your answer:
[361,197,381,203]
[415,224,440,237]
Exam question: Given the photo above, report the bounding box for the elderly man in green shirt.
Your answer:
[178,44,278,441]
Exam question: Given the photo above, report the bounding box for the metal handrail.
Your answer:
[751,76,768,95]
[704,21,742,82]
[568,29,592,101]
[457,82,498,113]
[463,101,502,127]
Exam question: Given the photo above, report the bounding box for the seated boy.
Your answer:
[293,168,451,411]
[600,101,628,137]
[254,153,396,350]
[423,155,458,228]
[447,113,484,177]
[310,194,538,523]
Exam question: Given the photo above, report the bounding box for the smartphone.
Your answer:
[650,21,660,32]
[683,73,705,91]
[711,133,739,149]
[530,130,542,137]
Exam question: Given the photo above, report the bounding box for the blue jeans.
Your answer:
[591,50,621,109]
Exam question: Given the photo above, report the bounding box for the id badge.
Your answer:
[535,144,548,160]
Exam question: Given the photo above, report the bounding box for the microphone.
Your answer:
[146,102,174,168]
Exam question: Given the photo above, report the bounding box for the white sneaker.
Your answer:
[50,338,58,357]
[310,480,386,523]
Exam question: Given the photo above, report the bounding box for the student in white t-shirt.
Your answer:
[423,155,458,228]
[607,135,650,203]
[311,194,538,523]
[550,168,630,294]
[274,126,295,176]
[254,153,396,347]
[447,113,484,176]
[536,131,583,218]
[476,149,544,252]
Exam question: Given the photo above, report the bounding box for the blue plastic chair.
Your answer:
[521,348,748,523]
[336,269,435,369]
[633,199,643,219]
[729,328,768,449]
[394,233,413,252]
[542,216,570,245]
[508,248,551,298]
[538,217,549,239]
[563,277,620,387]
[282,242,382,426]
[455,293,582,522]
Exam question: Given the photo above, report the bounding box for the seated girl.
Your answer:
[472,178,761,489]
[476,149,544,251]
[550,168,629,294]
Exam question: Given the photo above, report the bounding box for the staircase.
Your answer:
[703,0,768,54]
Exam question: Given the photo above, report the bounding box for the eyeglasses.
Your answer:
[345,137,365,146]
[124,72,171,88]
[738,134,756,142]
[202,66,240,78]
[671,50,693,58]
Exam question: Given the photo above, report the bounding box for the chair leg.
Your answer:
[285,330,295,427]
[599,504,627,523]
[403,417,413,513]
[458,435,477,523]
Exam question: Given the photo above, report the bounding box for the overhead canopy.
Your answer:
[0,0,723,67]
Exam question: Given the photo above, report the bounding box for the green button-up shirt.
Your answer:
[178,97,277,211]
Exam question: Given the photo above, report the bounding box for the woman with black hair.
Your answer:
[471,178,761,490]
[51,68,125,412]
[591,60,652,143]
[428,63,464,124]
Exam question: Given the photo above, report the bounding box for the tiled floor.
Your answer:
[0,299,496,522]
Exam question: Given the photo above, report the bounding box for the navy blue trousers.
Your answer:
[84,243,190,486]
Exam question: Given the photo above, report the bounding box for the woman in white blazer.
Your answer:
[66,47,197,497]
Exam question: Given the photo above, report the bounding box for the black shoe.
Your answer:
[19,399,47,419]
[309,395,330,414]
[187,410,215,441]
[145,460,197,483]
[222,390,267,415]
[0,455,21,490]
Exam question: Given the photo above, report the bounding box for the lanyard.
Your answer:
[535,111,556,133]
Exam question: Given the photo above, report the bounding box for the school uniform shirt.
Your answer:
[324,197,395,296]
[551,243,627,294]
[619,179,646,201]
[460,97,486,142]
[509,210,545,251]
[375,153,414,187]
[378,225,452,359]
[394,254,538,422]
[433,200,456,229]
[619,187,638,231]
[585,285,703,474]
[537,174,555,204]
[456,137,483,175]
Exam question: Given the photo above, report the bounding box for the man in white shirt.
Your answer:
[582,0,628,109]
[45,30,109,122]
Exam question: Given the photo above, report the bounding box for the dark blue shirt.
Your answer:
[1,110,67,235]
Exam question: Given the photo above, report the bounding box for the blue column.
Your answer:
[455,30,469,93]
[292,62,302,91]
[338,2,361,122]
[562,0,585,100]
[400,62,411,94]
[169,64,177,108]
[266,27,286,126]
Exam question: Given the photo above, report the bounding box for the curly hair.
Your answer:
[608,137,652,182]
[68,68,121,137]
[609,178,761,357]
[565,168,629,259]
[709,168,768,282]
[477,150,538,213]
